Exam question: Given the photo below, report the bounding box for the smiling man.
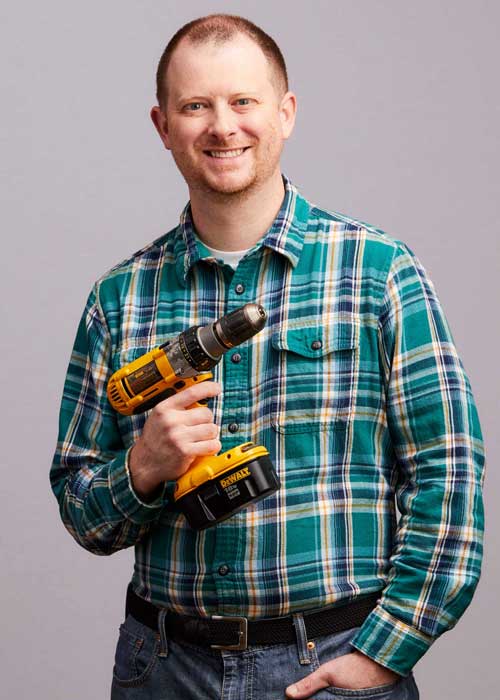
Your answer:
[51,13,484,700]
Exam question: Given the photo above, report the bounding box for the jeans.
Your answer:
[110,611,419,699]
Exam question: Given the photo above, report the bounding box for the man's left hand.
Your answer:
[285,650,400,698]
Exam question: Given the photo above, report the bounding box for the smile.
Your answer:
[204,147,250,159]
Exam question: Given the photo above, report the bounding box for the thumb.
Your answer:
[286,668,330,699]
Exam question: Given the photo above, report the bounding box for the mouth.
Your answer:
[203,147,251,159]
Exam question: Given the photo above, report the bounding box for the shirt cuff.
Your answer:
[108,447,170,523]
[350,605,434,677]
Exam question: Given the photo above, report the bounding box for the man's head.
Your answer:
[150,14,296,198]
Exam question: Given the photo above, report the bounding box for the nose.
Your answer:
[206,102,237,141]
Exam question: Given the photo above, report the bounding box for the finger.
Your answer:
[160,381,221,410]
[187,438,222,457]
[181,406,215,426]
[186,423,220,442]
[286,667,331,698]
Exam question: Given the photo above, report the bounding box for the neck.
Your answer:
[188,170,285,252]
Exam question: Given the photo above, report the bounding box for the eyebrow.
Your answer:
[175,92,261,106]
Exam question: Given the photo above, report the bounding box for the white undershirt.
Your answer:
[202,241,251,270]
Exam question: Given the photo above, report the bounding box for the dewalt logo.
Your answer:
[220,467,251,489]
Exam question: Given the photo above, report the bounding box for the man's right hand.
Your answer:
[128,381,222,501]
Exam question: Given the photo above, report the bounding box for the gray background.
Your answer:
[2,1,498,698]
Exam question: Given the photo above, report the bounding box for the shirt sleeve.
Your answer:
[50,284,170,555]
[350,242,485,675]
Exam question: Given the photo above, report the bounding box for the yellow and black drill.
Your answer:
[107,303,280,529]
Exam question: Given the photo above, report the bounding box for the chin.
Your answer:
[201,170,259,196]
[208,181,255,195]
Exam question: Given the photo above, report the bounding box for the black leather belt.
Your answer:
[126,584,380,651]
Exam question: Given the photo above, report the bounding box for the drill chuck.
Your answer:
[196,303,267,366]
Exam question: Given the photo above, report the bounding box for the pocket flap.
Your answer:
[271,318,359,358]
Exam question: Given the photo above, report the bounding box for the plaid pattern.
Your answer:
[50,174,484,675]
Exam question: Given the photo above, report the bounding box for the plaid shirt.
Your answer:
[50,174,485,675]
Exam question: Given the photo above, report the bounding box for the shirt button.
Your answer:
[311,340,322,350]
[235,283,245,294]
[228,422,239,433]
[218,564,230,576]
[231,353,242,363]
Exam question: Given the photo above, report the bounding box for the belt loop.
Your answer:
[292,612,312,666]
[157,609,169,658]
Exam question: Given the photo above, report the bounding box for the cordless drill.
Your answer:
[107,303,280,529]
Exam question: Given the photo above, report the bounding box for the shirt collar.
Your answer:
[174,173,310,286]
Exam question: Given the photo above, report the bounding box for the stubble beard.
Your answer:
[172,136,283,204]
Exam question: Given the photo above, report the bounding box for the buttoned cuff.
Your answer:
[108,447,170,523]
[350,605,434,677]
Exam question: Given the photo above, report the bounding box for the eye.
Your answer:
[235,98,252,106]
[184,102,205,112]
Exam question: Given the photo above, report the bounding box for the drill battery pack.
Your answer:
[174,443,280,530]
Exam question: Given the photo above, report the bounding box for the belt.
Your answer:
[126,584,380,651]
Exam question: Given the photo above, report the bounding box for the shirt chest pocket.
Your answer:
[270,320,359,433]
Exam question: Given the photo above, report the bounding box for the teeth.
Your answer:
[208,148,246,158]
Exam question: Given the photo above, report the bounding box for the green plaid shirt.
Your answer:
[51,174,485,675]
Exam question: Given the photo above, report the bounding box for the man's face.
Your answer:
[151,34,296,197]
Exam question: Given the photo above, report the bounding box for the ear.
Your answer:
[279,91,297,140]
[150,106,171,150]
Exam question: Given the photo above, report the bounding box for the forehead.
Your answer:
[167,34,274,100]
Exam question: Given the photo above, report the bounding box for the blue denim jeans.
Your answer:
[110,611,419,699]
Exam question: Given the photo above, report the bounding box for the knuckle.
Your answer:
[302,674,316,691]
[187,385,202,400]
[202,408,214,422]
[151,400,168,417]
[204,408,214,423]
[168,432,179,449]
[324,670,335,684]
[169,426,184,445]
[199,380,220,395]
[150,403,164,418]
[194,380,213,393]
[205,424,218,439]
[160,411,175,429]
[177,441,191,457]
[200,424,212,438]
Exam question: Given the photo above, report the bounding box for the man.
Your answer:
[50,13,485,700]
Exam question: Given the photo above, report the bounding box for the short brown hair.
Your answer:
[155,14,289,110]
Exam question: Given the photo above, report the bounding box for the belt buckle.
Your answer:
[210,615,248,650]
